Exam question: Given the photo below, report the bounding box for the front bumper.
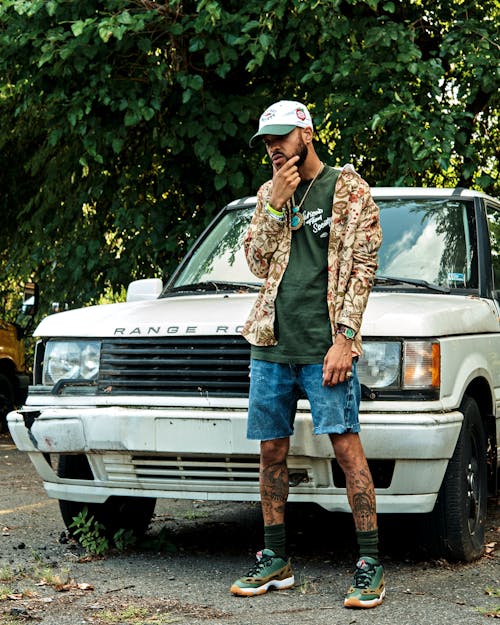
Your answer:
[8,404,463,514]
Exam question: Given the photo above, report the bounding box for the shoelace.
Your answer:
[246,553,273,577]
[352,562,376,588]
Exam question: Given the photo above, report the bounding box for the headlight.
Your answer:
[358,342,401,388]
[42,341,101,386]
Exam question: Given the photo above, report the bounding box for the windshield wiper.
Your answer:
[163,281,261,296]
[375,275,451,294]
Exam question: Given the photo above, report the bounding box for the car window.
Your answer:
[486,203,500,301]
[377,198,478,289]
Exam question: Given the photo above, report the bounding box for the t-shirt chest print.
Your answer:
[302,206,332,238]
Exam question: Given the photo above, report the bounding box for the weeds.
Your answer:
[0,584,15,600]
[475,587,500,618]
[113,527,137,552]
[100,604,178,624]
[69,507,110,556]
[70,508,178,555]
[0,566,14,583]
[183,508,209,521]
[69,507,140,555]
[101,605,149,622]
[32,565,70,586]
[476,605,500,617]
[138,526,177,553]
[296,575,319,595]
[29,548,45,564]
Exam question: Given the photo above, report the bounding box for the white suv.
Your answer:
[8,187,500,562]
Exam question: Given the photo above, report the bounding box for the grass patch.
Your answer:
[0,584,15,600]
[0,567,16,583]
[475,587,500,618]
[182,509,209,521]
[99,604,179,624]
[138,526,177,553]
[32,565,70,587]
[476,606,500,618]
[297,576,319,595]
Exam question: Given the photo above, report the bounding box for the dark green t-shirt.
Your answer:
[252,165,340,364]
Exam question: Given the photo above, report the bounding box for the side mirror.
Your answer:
[22,282,39,317]
[126,278,163,302]
[15,281,39,338]
[51,302,69,313]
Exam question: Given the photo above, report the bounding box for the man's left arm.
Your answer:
[322,183,382,386]
[337,183,382,331]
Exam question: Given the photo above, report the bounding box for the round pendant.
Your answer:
[290,207,303,230]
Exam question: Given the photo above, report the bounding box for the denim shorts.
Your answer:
[247,359,361,441]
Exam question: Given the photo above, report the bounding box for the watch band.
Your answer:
[336,324,356,340]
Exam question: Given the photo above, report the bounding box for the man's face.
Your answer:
[263,128,309,170]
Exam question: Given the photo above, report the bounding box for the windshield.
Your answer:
[170,207,260,288]
[169,198,478,292]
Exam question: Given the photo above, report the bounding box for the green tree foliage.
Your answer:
[0,0,498,312]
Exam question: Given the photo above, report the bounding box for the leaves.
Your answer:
[0,0,498,311]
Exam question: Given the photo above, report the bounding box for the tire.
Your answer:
[428,395,488,562]
[0,374,15,434]
[57,455,156,539]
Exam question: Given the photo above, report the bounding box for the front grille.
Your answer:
[101,454,311,488]
[104,455,261,483]
[98,336,251,397]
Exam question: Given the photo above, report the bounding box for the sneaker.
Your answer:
[344,556,385,608]
[230,549,294,596]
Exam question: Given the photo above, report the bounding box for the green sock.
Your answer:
[356,529,379,561]
[264,523,286,559]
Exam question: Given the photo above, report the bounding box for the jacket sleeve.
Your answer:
[337,181,382,331]
[243,182,287,279]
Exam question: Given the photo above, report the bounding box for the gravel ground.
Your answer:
[0,432,498,625]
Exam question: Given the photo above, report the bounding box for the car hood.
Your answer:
[362,292,499,336]
[34,291,499,338]
[34,293,257,338]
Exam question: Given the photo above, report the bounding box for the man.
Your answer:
[230,100,384,608]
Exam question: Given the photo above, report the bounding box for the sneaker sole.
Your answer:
[344,587,386,609]
[230,575,295,597]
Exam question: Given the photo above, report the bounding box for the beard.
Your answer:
[272,136,309,170]
[294,139,308,168]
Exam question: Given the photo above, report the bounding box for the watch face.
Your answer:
[344,327,356,339]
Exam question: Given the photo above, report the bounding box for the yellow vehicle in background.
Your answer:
[0,282,38,431]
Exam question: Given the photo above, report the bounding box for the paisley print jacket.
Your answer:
[242,165,382,356]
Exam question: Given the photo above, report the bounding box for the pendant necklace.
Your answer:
[290,162,324,230]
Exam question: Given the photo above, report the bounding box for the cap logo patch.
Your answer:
[262,108,277,121]
[296,108,306,121]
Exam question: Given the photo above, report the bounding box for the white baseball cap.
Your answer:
[249,100,313,147]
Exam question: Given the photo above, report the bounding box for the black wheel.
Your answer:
[57,455,156,539]
[428,395,487,561]
[0,374,15,434]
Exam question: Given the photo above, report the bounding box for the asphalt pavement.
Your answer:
[0,433,498,625]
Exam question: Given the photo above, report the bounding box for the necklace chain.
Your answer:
[290,162,324,230]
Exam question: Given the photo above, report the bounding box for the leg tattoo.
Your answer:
[347,467,377,531]
[260,461,289,526]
